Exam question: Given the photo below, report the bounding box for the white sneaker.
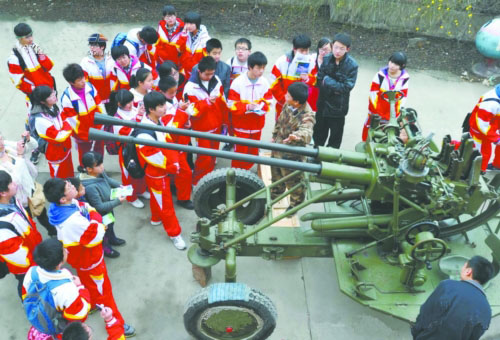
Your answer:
[170,235,186,250]
[130,199,144,209]
[139,191,151,200]
[151,220,162,226]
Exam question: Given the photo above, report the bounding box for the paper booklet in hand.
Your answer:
[110,185,133,199]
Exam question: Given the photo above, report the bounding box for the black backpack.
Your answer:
[121,128,156,179]
[27,111,50,154]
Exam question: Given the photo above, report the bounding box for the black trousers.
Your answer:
[313,115,346,149]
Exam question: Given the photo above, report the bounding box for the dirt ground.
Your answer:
[0,0,487,77]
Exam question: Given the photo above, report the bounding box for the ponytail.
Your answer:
[108,90,134,115]
[130,68,151,89]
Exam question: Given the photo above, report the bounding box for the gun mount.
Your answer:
[91,91,500,339]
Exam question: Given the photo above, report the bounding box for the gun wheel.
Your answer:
[193,168,265,224]
[184,283,277,340]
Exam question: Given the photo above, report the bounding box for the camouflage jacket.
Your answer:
[271,102,315,160]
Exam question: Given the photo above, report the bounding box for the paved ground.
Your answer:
[0,18,499,340]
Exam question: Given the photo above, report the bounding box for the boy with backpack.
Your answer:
[136,91,186,250]
[227,52,272,170]
[23,238,92,339]
[60,63,105,168]
[122,26,158,71]
[0,170,42,298]
[155,5,185,66]
[44,178,135,337]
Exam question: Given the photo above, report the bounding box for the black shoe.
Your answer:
[487,163,500,171]
[104,248,120,258]
[124,323,136,337]
[222,143,233,151]
[30,150,40,165]
[109,237,126,246]
[178,200,194,210]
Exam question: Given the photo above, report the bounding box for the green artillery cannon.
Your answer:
[91,90,500,339]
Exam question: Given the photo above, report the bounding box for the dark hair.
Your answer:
[88,33,107,49]
[0,170,12,193]
[33,239,64,271]
[389,51,407,70]
[206,38,222,53]
[144,91,167,114]
[14,23,32,37]
[31,86,53,106]
[108,90,134,115]
[43,177,67,204]
[248,52,267,69]
[162,5,176,16]
[130,68,152,89]
[62,322,89,340]
[235,37,251,50]
[63,64,85,84]
[317,37,331,51]
[79,151,103,173]
[468,256,494,285]
[111,45,129,61]
[288,82,309,104]
[292,34,311,50]
[184,11,201,29]
[157,61,178,79]
[198,56,216,73]
[158,76,178,93]
[139,26,158,45]
[67,177,81,191]
[333,32,352,48]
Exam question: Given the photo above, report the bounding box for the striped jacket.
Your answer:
[469,86,500,143]
[368,66,409,121]
[227,73,272,131]
[178,25,210,77]
[81,55,114,103]
[163,97,190,145]
[33,106,73,163]
[109,56,149,91]
[0,200,42,275]
[155,18,184,66]
[60,83,103,141]
[7,41,54,95]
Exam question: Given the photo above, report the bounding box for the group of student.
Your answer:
[0,3,426,339]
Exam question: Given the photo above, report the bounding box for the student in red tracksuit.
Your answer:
[183,56,227,185]
[7,23,55,102]
[270,34,315,120]
[24,239,92,340]
[158,76,194,210]
[136,91,186,250]
[155,5,185,66]
[227,52,272,170]
[109,45,152,92]
[108,90,149,209]
[31,86,74,178]
[469,84,500,171]
[178,11,210,81]
[60,64,105,167]
[362,52,409,141]
[81,33,114,105]
[44,178,135,337]
[0,170,42,299]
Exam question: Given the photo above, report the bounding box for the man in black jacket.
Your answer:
[411,255,494,340]
[313,33,358,149]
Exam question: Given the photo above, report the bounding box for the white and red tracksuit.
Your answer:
[227,56,248,84]
[178,25,210,80]
[61,82,105,166]
[155,18,185,66]
[469,86,500,170]
[130,88,148,109]
[109,56,150,92]
[7,41,55,98]
[270,51,315,120]
[137,115,181,237]
[227,73,272,169]
[184,74,227,185]
[81,55,114,104]
[34,110,74,178]
[163,98,192,200]
[124,28,157,71]
[113,107,147,202]
[0,200,42,276]
[362,66,410,141]
[49,199,125,325]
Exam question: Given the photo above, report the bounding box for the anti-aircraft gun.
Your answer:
[91,91,500,339]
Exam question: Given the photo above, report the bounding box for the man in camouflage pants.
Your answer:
[271,82,315,210]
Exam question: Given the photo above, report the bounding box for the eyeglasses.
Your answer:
[236,47,249,51]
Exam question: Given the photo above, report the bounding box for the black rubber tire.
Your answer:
[184,283,277,340]
[193,168,265,225]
